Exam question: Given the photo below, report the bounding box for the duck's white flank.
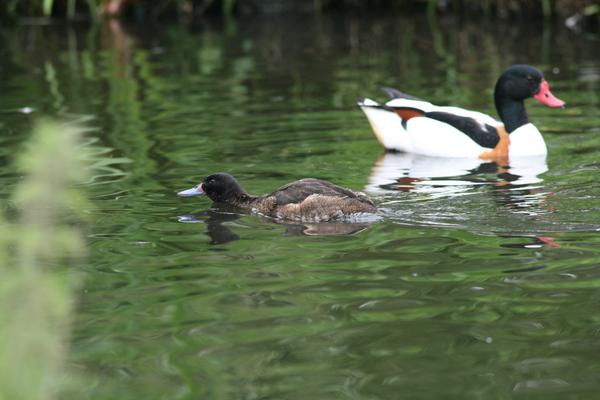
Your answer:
[358,98,547,158]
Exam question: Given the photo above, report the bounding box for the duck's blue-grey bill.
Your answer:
[177,186,204,197]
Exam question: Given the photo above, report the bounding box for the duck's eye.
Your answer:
[526,75,534,81]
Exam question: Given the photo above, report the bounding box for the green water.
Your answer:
[1,13,600,399]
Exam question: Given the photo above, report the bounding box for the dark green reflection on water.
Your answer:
[1,12,600,400]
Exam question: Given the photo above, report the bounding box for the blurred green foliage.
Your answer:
[0,0,598,20]
[0,120,90,400]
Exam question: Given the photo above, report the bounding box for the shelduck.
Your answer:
[358,65,565,160]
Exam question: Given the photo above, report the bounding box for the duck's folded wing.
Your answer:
[383,99,502,148]
[385,99,499,124]
[273,179,372,206]
[423,111,501,149]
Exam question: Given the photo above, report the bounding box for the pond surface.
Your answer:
[1,12,600,399]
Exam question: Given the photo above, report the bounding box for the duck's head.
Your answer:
[178,173,247,203]
[497,64,565,108]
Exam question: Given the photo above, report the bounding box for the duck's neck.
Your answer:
[227,192,258,208]
[494,93,529,134]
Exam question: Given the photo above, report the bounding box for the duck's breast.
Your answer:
[508,123,547,157]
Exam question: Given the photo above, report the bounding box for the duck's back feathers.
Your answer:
[272,178,373,206]
[253,178,376,222]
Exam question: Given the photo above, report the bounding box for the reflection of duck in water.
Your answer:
[501,235,560,250]
[358,65,565,161]
[178,209,241,245]
[366,152,548,194]
[178,173,377,223]
[366,152,552,214]
[281,221,371,236]
[178,207,371,243]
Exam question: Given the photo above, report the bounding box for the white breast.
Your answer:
[508,123,547,157]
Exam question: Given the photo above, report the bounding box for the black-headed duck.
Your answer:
[358,64,565,158]
[178,173,376,222]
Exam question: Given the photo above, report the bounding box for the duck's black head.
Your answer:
[178,173,248,204]
[494,64,565,132]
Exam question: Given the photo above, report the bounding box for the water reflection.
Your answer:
[500,235,560,250]
[281,221,371,236]
[178,209,241,245]
[367,152,548,192]
[366,152,550,211]
[178,207,373,241]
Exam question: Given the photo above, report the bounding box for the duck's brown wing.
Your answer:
[275,193,376,222]
[272,179,373,207]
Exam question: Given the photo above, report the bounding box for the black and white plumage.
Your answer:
[358,65,565,158]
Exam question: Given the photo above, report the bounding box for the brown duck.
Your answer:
[177,173,377,222]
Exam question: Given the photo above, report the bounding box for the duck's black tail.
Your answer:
[381,87,421,101]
